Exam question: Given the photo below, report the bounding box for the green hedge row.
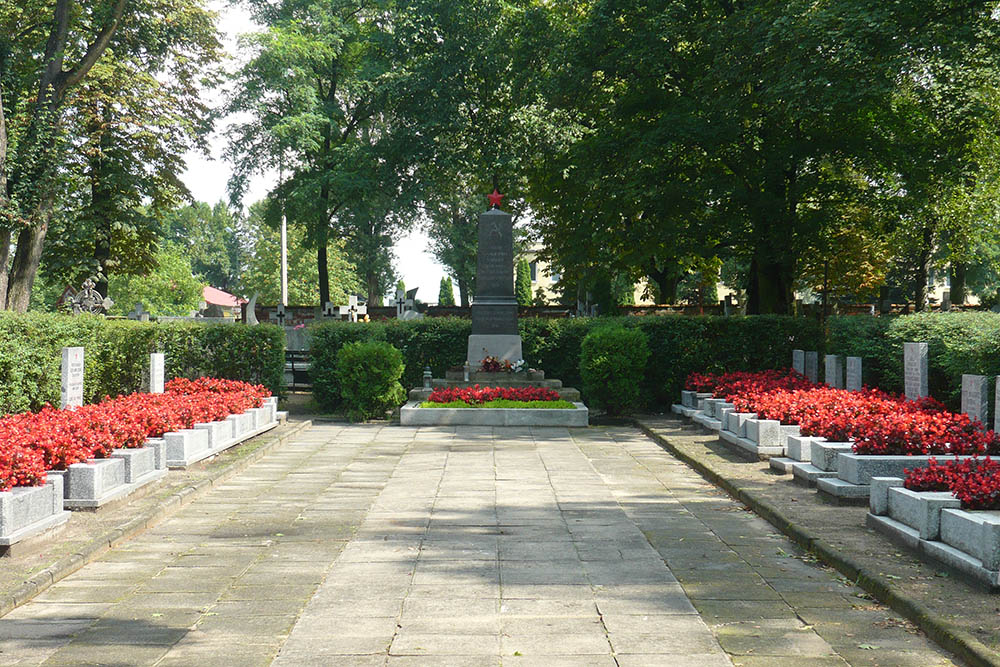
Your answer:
[828,311,1000,410]
[0,312,284,415]
[308,315,824,410]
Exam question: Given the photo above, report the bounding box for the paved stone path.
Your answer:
[0,424,956,666]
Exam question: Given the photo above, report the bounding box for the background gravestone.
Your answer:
[903,342,929,400]
[467,206,522,363]
[846,357,863,392]
[824,354,843,389]
[150,353,165,394]
[61,347,84,409]
[961,374,988,426]
[804,351,818,384]
[994,377,1000,433]
[792,350,805,375]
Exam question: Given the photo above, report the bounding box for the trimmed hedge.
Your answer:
[309,315,824,411]
[0,312,284,416]
[828,312,1000,411]
[580,325,650,416]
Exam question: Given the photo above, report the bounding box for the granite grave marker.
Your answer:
[61,347,84,409]
[846,356,863,392]
[961,374,988,426]
[904,342,928,400]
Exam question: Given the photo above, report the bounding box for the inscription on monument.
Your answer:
[961,374,989,426]
[846,357,862,392]
[903,342,928,400]
[61,347,84,409]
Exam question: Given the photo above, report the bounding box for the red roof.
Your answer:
[203,286,246,308]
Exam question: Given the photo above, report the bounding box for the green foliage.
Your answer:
[438,277,456,306]
[829,313,1000,410]
[515,259,532,306]
[163,202,242,291]
[0,312,284,415]
[239,200,359,305]
[310,315,823,411]
[335,341,406,421]
[108,245,205,317]
[580,326,649,416]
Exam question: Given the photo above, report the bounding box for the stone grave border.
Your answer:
[399,400,589,427]
[0,397,279,545]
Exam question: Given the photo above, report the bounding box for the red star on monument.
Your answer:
[487,188,504,209]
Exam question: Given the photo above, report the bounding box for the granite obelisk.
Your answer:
[467,189,523,364]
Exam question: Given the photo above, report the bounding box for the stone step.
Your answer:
[409,386,581,402]
[432,378,563,390]
[445,369,546,382]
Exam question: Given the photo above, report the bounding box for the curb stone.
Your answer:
[0,419,313,619]
[636,417,1000,667]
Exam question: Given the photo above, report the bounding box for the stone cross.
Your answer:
[961,374,989,426]
[149,353,165,394]
[271,304,288,326]
[336,295,367,323]
[791,350,805,375]
[903,342,929,400]
[804,351,819,384]
[322,302,338,318]
[825,355,843,389]
[61,347,85,409]
[127,303,149,321]
[846,357,863,392]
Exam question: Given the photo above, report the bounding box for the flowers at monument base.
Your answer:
[0,379,270,492]
[905,457,1000,510]
[428,385,561,405]
[479,356,513,373]
[685,369,1000,457]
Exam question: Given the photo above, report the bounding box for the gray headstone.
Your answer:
[824,354,843,389]
[149,353,165,394]
[994,377,1000,433]
[804,351,819,384]
[61,347,84,409]
[961,374,988,426]
[468,206,522,362]
[846,357,863,392]
[792,349,805,375]
[903,342,929,400]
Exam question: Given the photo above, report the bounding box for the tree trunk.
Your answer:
[949,262,967,306]
[317,242,330,307]
[0,80,8,310]
[91,110,112,298]
[7,220,49,312]
[366,273,379,306]
[648,265,683,304]
[458,278,470,307]
[913,225,933,312]
[746,254,793,315]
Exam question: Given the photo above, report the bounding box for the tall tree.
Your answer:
[228,0,418,306]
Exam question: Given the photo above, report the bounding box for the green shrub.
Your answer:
[0,312,284,416]
[580,325,650,416]
[335,341,406,421]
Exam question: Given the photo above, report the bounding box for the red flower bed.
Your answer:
[905,458,1000,510]
[0,379,270,492]
[428,385,561,405]
[684,369,999,457]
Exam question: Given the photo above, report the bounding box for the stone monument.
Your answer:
[467,189,522,364]
[904,342,929,400]
[61,347,85,409]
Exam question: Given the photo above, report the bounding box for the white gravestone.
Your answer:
[961,374,988,426]
[825,354,843,389]
[61,347,85,409]
[322,302,337,318]
[804,351,819,384]
[149,353,165,394]
[792,350,805,375]
[846,357,863,392]
[903,342,929,400]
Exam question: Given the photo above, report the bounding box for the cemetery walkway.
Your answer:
[0,423,957,666]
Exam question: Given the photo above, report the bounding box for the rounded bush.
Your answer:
[335,341,406,421]
[579,326,649,416]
